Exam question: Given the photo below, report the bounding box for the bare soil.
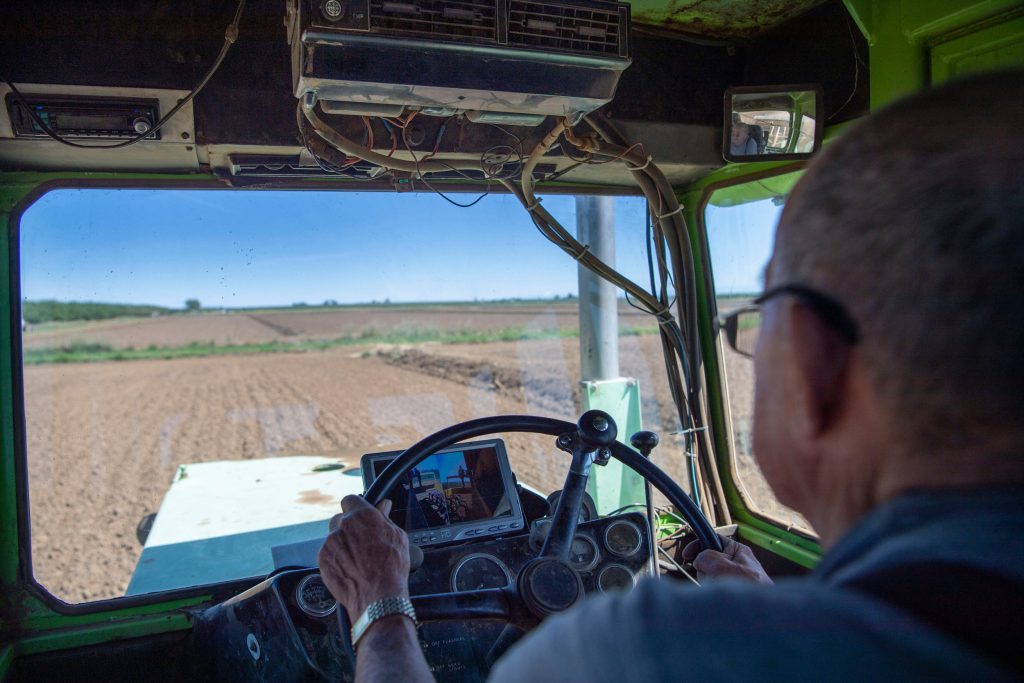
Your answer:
[22,303,651,350]
[23,307,802,603]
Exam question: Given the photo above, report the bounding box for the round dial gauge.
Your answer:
[597,564,636,593]
[451,553,512,592]
[604,520,643,557]
[568,534,599,572]
[296,573,337,618]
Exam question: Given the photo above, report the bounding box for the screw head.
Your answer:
[592,416,609,432]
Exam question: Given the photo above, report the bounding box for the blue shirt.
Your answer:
[489,489,1024,681]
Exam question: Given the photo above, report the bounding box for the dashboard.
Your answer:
[194,437,655,681]
[194,509,653,682]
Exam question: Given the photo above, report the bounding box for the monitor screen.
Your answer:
[361,440,523,545]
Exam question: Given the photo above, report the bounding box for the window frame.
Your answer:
[7,176,648,615]
[691,165,823,558]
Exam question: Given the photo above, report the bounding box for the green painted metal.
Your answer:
[582,378,647,515]
[13,612,192,658]
[679,180,823,567]
[737,522,819,568]
[842,0,1023,108]
[0,644,13,680]
[931,13,1024,82]
[705,169,803,207]
[0,173,222,664]
[628,0,826,39]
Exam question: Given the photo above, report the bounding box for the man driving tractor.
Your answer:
[319,70,1024,681]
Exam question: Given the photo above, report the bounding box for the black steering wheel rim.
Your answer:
[364,414,722,553]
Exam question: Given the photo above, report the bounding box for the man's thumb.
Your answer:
[376,499,393,517]
[693,550,729,575]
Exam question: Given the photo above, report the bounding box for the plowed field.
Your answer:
[22,306,782,603]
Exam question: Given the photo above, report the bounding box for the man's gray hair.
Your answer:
[777,69,1024,455]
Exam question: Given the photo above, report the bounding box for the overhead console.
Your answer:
[286,0,632,123]
[361,439,525,547]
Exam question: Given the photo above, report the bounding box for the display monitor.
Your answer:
[361,439,524,547]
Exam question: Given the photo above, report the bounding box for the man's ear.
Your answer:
[785,303,852,438]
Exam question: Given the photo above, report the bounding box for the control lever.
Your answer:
[629,431,660,577]
[629,431,659,458]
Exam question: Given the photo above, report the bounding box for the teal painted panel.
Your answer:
[581,378,647,515]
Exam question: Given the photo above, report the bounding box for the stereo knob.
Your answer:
[132,117,152,134]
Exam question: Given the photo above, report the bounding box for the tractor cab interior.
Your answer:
[1,0,1022,680]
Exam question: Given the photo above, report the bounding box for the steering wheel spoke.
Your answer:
[412,587,516,622]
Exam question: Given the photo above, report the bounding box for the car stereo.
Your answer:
[361,439,524,547]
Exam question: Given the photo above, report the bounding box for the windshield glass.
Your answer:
[705,173,813,534]
[20,188,690,602]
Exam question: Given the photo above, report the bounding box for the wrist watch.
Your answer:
[351,596,418,648]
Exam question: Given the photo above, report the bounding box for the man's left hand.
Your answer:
[318,495,411,619]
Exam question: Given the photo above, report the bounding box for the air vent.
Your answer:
[507,0,624,56]
[368,0,497,43]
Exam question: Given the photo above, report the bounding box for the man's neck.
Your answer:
[810,449,1024,549]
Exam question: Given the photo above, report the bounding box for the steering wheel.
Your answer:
[358,410,722,653]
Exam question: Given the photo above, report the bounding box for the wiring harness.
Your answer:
[300,100,730,524]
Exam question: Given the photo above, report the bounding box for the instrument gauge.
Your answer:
[604,520,643,557]
[451,553,512,592]
[568,534,600,572]
[296,573,337,618]
[598,564,636,593]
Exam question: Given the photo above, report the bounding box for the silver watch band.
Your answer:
[350,596,418,647]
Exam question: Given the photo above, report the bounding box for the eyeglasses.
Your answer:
[715,284,860,358]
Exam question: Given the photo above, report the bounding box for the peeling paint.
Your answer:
[630,0,828,39]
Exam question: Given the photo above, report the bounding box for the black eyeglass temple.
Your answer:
[754,284,860,344]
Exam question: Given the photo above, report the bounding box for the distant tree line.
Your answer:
[22,299,171,324]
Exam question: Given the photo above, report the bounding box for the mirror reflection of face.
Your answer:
[731,122,750,146]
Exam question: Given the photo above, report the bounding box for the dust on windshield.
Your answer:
[20,188,692,601]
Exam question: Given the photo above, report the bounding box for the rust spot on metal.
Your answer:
[297,489,335,505]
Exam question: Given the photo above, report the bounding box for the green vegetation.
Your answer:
[22,300,170,324]
[23,325,660,365]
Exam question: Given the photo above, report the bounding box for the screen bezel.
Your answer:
[360,439,524,546]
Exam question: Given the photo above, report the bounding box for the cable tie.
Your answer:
[655,205,684,220]
[629,155,653,172]
[526,198,543,211]
[670,427,708,437]
[652,306,673,324]
[572,245,591,262]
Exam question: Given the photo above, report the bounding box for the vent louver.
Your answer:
[368,0,497,43]
[507,1,625,57]
[292,0,631,119]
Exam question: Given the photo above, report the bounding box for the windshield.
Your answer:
[20,188,690,602]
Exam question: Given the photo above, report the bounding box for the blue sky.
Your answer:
[19,188,777,308]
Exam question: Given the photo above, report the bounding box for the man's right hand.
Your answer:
[682,537,774,585]
[318,495,411,620]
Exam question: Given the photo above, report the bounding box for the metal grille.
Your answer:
[507,1,622,56]
[368,0,498,42]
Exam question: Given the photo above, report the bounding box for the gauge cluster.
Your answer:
[409,511,652,598]
[196,511,652,682]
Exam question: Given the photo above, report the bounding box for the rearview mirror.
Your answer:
[723,85,823,163]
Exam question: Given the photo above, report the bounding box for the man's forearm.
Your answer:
[355,615,434,683]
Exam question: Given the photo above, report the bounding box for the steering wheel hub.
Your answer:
[518,557,584,617]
